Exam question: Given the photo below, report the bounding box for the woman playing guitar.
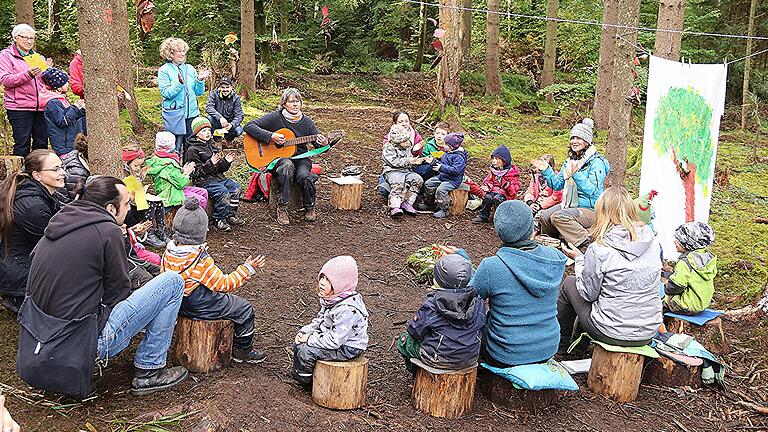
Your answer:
[243,88,328,226]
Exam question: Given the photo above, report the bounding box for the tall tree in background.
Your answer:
[654,0,685,60]
[742,0,757,130]
[240,0,257,98]
[460,0,473,60]
[15,0,34,25]
[76,0,122,176]
[485,0,501,98]
[414,0,428,72]
[111,0,145,134]
[593,0,619,129]
[541,0,558,98]
[48,0,61,39]
[605,0,641,186]
[438,0,463,129]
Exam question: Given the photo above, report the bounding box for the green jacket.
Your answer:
[146,156,190,207]
[665,249,717,313]
[421,137,440,158]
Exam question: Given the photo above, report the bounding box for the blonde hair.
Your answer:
[590,186,641,245]
[159,37,189,61]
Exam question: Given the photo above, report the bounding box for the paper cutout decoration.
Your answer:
[23,53,48,71]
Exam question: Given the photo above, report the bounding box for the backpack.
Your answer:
[243,170,271,202]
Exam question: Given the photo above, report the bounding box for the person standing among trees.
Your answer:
[157,37,210,157]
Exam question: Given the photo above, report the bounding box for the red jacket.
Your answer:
[524,171,562,209]
[69,52,84,98]
[482,165,520,200]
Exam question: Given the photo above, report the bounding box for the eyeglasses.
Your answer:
[39,166,65,173]
[16,35,35,41]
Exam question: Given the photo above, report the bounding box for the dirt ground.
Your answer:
[2,76,768,431]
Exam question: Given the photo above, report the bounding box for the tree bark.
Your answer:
[593,0,619,129]
[171,318,234,373]
[15,0,34,26]
[329,177,364,210]
[312,358,368,410]
[438,0,463,129]
[413,0,427,72]
[459,0,473,60]
[111,0,145,134]
[239,0,257,99]
[741,0,757,130]
[541,0,559,96]
[587,344,643,403]
[604,0,641,187]
[653,0,684,61]
[76,0,122,177]
[412,364,477,418]
[48,0,61,39]
[484,0,501,98]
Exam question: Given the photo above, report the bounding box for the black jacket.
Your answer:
[205,90,244,128]
[243,110,320,156]
[60,149,90,199]
[0,179,61,297]
[27,200,131,331]
[185,137,231,186]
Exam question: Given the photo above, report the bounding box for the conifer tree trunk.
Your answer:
[414,1,427,72]
[48,0,61,39]
[239,0,257,99]
[593,0,619,129]
[111,0,145,134]
[438,0,463,130]
[605,0,641,187]
[484,0,501,98]
[653,0,684,61]
[460,0,473,60]
[76,0,122,176]
[15,0,34,25]
[541,0,558,94]
[741,0,757,130]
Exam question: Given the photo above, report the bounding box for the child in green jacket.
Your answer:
[664,221,717,314]
[146,131,208,210]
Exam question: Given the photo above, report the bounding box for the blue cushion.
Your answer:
[480,359,579,391]
[664,309,723,326]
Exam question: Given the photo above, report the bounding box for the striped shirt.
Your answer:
[162,242,254,296]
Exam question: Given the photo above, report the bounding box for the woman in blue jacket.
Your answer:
[157,38,209,157]
[530,118,609,251]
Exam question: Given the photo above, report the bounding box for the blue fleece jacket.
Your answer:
[471,245,567,366]
[437,149,469,187]
[44,98,86,155]
[542,152,610,210]
[157,62,206,119]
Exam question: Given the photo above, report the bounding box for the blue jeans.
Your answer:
[7,109,48,157]
[97,272,185,370]
[205,178,241,221]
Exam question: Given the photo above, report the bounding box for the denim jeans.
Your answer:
[97,272,185,370]
[204,178,241,221]
[7,110,49,157]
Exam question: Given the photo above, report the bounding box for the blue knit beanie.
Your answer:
[493,200,534,244]
[491,145,512,168]
[41,67,69,90]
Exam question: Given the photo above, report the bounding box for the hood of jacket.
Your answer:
[495,246,567,298]
[335,292,369,317]
[681,249,717,281]
[44,199,116,241]
[601,224,655,261]
[433,287,480,325]
[146,155,180,175]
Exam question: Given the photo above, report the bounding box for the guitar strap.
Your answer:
[263,144,332,171]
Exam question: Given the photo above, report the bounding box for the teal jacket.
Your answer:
[542,152,610,210]
[157,62,205,119]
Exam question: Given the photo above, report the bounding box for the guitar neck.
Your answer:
[284,134,320,147]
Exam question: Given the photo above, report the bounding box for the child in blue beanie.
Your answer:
[473,145,521,223]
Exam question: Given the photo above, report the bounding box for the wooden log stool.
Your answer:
[587,344,644,403]
[664,316,728,355]
[171,317,234,373]
[643,356,702,389]
[0,155,23,181]
[411,359,477,419]
[329,176,364,210]
[448,186,469,216]
[312,357,368,410]
[267,179,304,211]
[477,368,558,414]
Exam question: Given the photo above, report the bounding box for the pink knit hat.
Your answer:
[318,255,358,294]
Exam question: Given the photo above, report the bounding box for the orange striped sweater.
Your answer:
[162,242,254,296]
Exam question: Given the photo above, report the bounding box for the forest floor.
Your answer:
[1,73,768,431]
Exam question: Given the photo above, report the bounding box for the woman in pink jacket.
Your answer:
[0,24,54,157]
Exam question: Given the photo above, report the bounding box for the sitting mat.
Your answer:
[664,309,723,326]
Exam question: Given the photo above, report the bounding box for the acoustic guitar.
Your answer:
[244,128,344,169]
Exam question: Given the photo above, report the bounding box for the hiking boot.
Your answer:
[144,231,167,248]
[433,209,448,219]
[215,219,231,232]
[390,207,404,218]
[304,208,317,222]
[415,202,432,212]
[472,215,489,223]
[276,206,290,226]
[401,202,417,215]
[232,347,267,364]
[227,215,246,226]
[131,366,189,396]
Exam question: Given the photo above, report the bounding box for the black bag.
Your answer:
[16,296,98,400]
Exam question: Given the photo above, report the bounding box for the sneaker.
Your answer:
[144,231,167,248]
[472,215,489,223]
[304,208,317,222]
[390,207,404,218]
[276,206,290,226]
[433,209,448,219]
[131,366,188,396]
[401,202,417,215]
[232,347,267,364]
[215,219,231,232]
[227,215,246,226]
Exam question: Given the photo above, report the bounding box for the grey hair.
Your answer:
[11,24,35,39]
[278,88,303,109]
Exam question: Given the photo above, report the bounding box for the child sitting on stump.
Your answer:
[382,124,423,217]
[398,253,486,374]
[413,121,449,181]
[185,117,245,232]
[293,256,369,385]
[419,132,469,219]
[663,221,717,315]
[473,145,520,223]
[146,131,208,212]
[161,198,267,363]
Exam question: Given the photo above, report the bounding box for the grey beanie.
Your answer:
[674,221,715,251]
[433,254,472,289]
[493,200,534,244]
[570,118,595,145]
[172,198,209,245]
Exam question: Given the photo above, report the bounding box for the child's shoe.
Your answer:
[227,215,246,226]
[390,207,404,218]
[304,208,317,221]
[472,215,489,223]
[215,219,232,232]
[433,209,448,219]
[232,347,267,364]
[401,202,417,215]
[144,231,168,248]
[276,206,290,226]
[415,202,432,212]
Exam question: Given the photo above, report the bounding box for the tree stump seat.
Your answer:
[329,176,364,210]
[643,355,702,389]
[411,359,477,419]
[477,368,558,413]
[448,188,469,215]
[312,357,368,410]
[171,317,233,373]
[267,179,304,211]
[587,344,644,403]
[664,315,728,354]
[0,156,23,181]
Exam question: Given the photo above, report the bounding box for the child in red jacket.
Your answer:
[473,145,520,223]
[524,154,563,232]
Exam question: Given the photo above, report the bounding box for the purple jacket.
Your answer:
[0,44,51,111]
